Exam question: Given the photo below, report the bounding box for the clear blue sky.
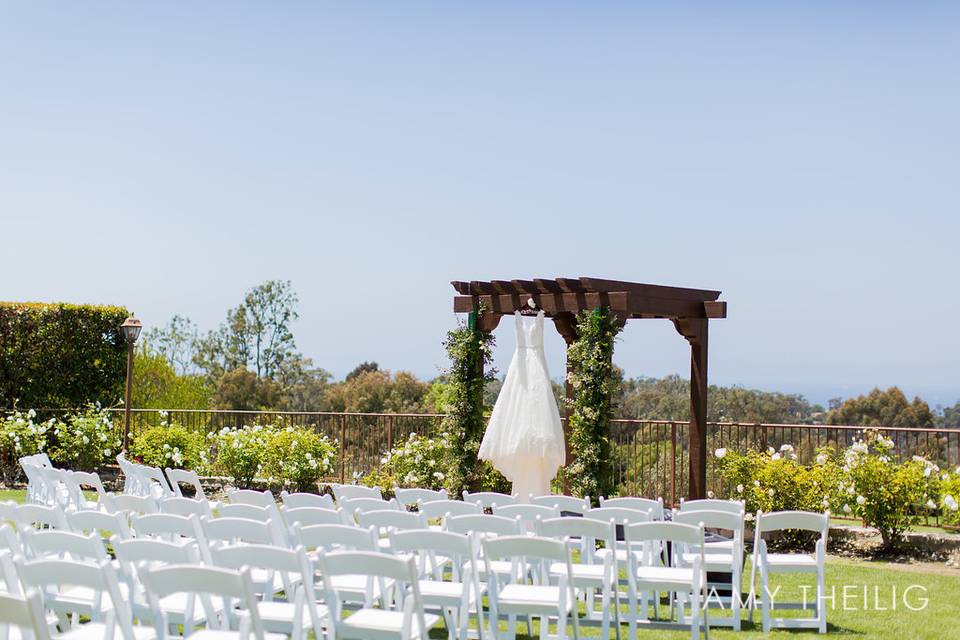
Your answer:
[2,2,958,407]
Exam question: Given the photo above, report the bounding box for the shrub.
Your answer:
[941,469,960,527]
[213,424,272,489]
[131,422,207,471]
[365,433,449,491]
[715,444,829,516]
[0,409,55,479]
[0,302,129,409]
[49,405,120,472]
[263,427,338,492]
[841,431,929,548]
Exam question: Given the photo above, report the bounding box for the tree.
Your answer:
[211,366,279,411]
[346,361,379,381]
[326,369,429,413]
[132,345,212,409]
[274,360,333,412]
[142,315,200,375]
[194,280,300,381]
[825,387,934,428]
[938,401,960,429]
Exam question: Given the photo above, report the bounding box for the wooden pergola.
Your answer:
[451,277,727,499]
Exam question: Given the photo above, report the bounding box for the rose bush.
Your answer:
[131,423,207,471]
[50,405,120,471]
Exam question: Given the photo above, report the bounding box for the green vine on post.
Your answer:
[441,307,496,496]
[565,307,622,502]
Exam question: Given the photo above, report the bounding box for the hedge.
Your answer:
[0,302,130,409]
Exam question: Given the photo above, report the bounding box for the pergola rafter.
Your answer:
[451,276,727,499]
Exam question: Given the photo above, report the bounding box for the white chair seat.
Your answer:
[340,609,440,640]
[595,548,643,563]
[633,565,696,589]
[235,600,329,633]
[680,552,735,572]
[186,630,287,640]
[58,622,155,640]
[329,574,394,600]
[417,580,477,606]
[765,553,818,571]
[497,585,573,614]
[548,562,607,587]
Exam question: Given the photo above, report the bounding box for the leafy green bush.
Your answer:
[131,423,207,471]
[50,405,120,472]
[941,470,960,526]
[364,433,449,491]
[213,424,272,488]
[0,302,129,409]
[263,427,337,492]
[840,431,929,547]
[0,409,54,463]
[213,422,339,490]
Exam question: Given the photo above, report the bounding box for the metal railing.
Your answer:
[24,408,960,503]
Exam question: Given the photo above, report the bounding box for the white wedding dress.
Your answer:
[478,310,566,500]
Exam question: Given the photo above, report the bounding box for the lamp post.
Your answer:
[120,314,142,452]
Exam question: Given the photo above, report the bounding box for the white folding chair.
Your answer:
[113,537,222,633]
[280,506,343,528]
[317,550,440,640]
[331,484,382,501]
[226,488,275,508]
[390,529,485,640]
[15,557,147,639]
[20,462,53,506]
[492,504,558,530]
[21,530,109,565]
[160,496,214,518]
[598,497,664,520]
[214,505,288,546]
[34,467,71,510]
[418,500,482,521]
[280,491,335,510]
[116,454,146,497]
[66,510,134,544]
[165,468,209,501]
[105,494,159,515]
[0,590,51,640]
[673,508,745,630]
[140,564,267,640]
[445,514,523,584]
[678,498,745,515]
[290,523,384,607]
[536,516,619,639]
[529,495,591,515]
[394,488,448,508]
[463,491,517,509]
[212,544,327,640]
[131,513,203,547]
[10,505,69,531]
[63,471,108,511]
[482,535,580,640]
[750,510,828,634]
[338,497,401,522]
[623,521,709,639]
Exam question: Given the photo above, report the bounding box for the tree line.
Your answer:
[135,280,960,428]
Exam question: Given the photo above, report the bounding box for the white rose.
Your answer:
[736,484,744,493]
[926,499,937,510]
[767,488,775,497]
[771,452,781,461]
[843,504,852,514]
[815,454,827,465]
[714,448,727,459]
[856,495,866,505]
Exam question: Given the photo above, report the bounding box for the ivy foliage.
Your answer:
[565,307,622,501]
[441,311,497,496]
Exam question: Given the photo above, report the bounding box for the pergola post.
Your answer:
[675,318,709,500]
